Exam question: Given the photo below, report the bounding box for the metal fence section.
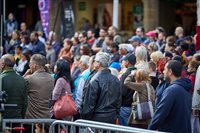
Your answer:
[49,119,164,133]
[2,119,55,133]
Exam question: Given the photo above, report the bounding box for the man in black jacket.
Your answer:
[82,52,121,124]
[118,53,136,126]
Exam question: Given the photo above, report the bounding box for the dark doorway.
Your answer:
[6,0,40,31]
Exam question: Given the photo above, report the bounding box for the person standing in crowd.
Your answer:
[135,27,146,43]
[135,46,148,71]
[30,31,46,55]
[118,53,136,126]
[48,31,61,60]
[0,54,27,118]
[108,26,122,44]
[20,34,32,50]
[50,59,73,120]
[124,69,155,129]
[24,54,54,119]
[6,30,21,55]
[128,36,141,51]
[71,37,80,58]
[148,60,192,133]
[45,41,56,69]
[108,42,120,64]
[175,26,184,45]
[75,55,91,114]
[148,61,159,89]
[20,22,30,35]
[4,13,18,38]
[58,39,73,61]
[81,55,96,113]
[14,49,31,76]
[82,52,121,124]
[102,35,113,53]
[87,29,96,46]
[92,27,108,54]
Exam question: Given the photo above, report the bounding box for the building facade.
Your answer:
[3,0,197,38]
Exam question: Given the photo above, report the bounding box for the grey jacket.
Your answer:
[25,69,54,118]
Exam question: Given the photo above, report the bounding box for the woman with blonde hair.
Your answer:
[124,69,155,129]
[135,46,148,71]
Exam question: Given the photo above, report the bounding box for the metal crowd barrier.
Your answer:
[2,119,55,133]
[49,119,164,133]
[75,119,165,133]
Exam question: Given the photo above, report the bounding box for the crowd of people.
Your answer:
[1,12,200,133]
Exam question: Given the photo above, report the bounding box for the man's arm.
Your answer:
[148,88,175,130]
[81,79,99,119]
[76,77,86,111]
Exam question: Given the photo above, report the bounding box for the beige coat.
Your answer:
[124,74,155,125]
[25,69,54,118]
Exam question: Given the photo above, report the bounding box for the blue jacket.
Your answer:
[73,69,91,100]
[31,40,46,56]
[155,80,170,107]
[148,78,192,133]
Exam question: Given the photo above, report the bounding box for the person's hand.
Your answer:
[23,69,33,77]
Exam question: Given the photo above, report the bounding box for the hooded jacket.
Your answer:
[148,78,192,133]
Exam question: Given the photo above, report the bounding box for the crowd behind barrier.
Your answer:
[1,12,200,133]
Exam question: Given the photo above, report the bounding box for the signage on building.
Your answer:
[61,0,75,40]
[79,2,86,11]
[38,0,50,39]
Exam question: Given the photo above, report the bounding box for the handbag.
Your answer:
[133,83,154,120]
[53,92,78,119]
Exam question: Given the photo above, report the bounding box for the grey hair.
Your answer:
[1,54,15,67]
[80,55,90,67]
[95,52,110,68]
[135,46,147,62]
[31,54,47,67]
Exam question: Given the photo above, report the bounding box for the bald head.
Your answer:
[1,54,15,68]
[175,27,184,37]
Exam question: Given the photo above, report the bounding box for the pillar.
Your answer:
[142,0,159,31]
[113,0,119,28]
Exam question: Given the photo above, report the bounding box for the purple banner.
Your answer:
[38,0,50,39]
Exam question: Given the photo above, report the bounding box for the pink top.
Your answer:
[52,78,71,101]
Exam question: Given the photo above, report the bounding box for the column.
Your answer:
[113,0,119,28]
[142,0,159,31]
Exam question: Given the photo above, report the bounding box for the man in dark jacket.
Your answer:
[148,60,192,133]
[0,54,27,118]
[30,31,46,56]
[82,52,121,124]
[118,53,136,126]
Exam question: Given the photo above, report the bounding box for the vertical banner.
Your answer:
[61,0,74,40]
[38,0,50,39]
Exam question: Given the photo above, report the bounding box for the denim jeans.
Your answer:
[118,106,131,126]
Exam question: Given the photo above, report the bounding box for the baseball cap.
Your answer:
[123,53,136,65]
[128,36,142,43]
[146,31,156,37]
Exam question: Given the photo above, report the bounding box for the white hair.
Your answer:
[119,44,134,52]
[95,52,110,68]
[135,46,147,62]
[80,55,90,67]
